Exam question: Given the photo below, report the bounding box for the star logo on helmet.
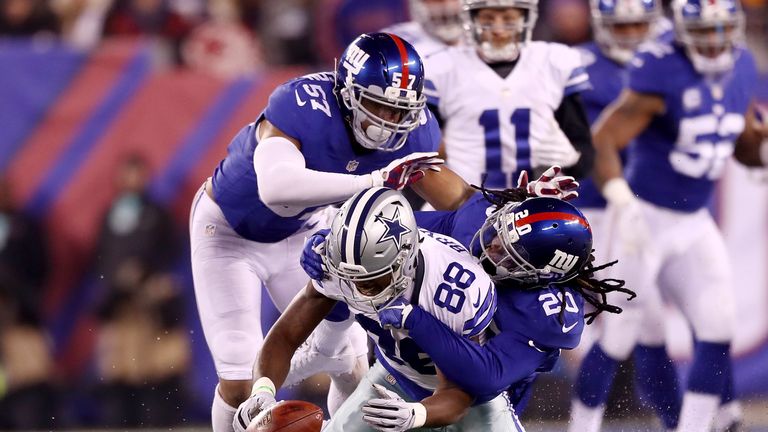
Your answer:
[376,207,411,249]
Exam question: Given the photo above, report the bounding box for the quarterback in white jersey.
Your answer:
[426,0,594,189]
[237,188,523,432]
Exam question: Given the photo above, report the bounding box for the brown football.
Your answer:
[246,400,324,432]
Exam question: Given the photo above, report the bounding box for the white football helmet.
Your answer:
[410,0,464,44]
[462,0,538,62]
[591,0,661,64]
[324,188,420,314]
[672,0,745,75]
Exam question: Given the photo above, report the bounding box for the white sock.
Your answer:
[713,400,743,431]
[313,319,354,357]
[327,354,369,416]
[568,398,606,432]
[677,391,720,432]
[212,384,238,432]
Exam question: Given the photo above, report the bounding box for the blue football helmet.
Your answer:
[335,33,427,152]
[672,0,745,75]
[462,0,539,62]
[471,197,593,285]
[591,0,661,64]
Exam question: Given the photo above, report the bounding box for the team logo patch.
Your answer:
[376,207,411,249]
[682,87,702,111]
[205,224,216,237]
[346,160,359,172]
[544,249,578,275]
[343,44,370,76]
[385,374,397,385]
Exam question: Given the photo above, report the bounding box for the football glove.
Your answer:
[371,152,443,190]
[300,229,329,281]
[362,384,427,432]
[232,378,278,432]
[518,165,579,201]
[377,296,414,330]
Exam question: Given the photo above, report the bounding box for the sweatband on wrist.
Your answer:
[411,402,427,428]
[602,177,634,207]
[251,377,276,396]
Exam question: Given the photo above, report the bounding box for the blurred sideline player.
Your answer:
[425,0,595,191]
[239,188,522,431]
[190,32,476,432]
[301,170,634,417]
[385,0,464,58]
[569,0,768,429]
[567,1,688,430]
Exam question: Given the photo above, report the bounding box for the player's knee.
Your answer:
[212,330,261,378]
[691,296,735,343]
[218,379,252,407]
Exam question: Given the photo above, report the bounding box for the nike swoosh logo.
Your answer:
[528,340,545,353]
[562,321,578,333]
[472,289,482,307]
[304,221,319,231]
[295,90,306,106]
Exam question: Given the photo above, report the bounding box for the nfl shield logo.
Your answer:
[205,224,216,237]
[346,160,359,172]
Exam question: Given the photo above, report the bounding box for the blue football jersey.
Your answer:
[412,193,585,402]
[211,72,441,242]
[570,42,628,209]
[625,43,757,211]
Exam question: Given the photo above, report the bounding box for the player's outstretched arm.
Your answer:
[412,166,475,210]
[592,89,664,188]
[255,281,338,389]
[733,103,768,167]
[362,369,473,430]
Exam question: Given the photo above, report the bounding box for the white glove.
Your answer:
[532,119,581,169]
[603,178,649,257]
[518,165,579,201]
[362,384,427,431]
[233,377,278,432]
[370,152,444,191]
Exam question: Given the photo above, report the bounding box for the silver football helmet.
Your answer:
[324,187,421,314]
[410,0,464,44]
[462,0,538,62]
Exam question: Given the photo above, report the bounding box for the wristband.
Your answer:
[410,402,427,428]
[601,177,634,207]
[251,377,276,397]
[759,139,768,167]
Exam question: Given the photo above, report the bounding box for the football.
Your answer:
[246,400,324,432]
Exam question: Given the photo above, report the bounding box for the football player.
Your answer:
[237,188,522,431]
[191,32,475,432]
[424,0,595,190]
[571,0,768,429]
[385,0,464,58]
[566,1,690,431]
[301,169,634,416]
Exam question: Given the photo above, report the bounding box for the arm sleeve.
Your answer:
[554,93,594,179]
[405,306,550,397]
[414,210,456,235]
[253,136,372,209]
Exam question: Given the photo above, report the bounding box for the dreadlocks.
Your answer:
[472,181,636,325]
[557,254,636,325]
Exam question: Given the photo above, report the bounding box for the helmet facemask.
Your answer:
[592,0,659,64]
[674,0,745,75]
[410,0,464,44]
[339,78,427,152]
[462,0,538,62]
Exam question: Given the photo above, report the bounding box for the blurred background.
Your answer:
[0,0,766,430]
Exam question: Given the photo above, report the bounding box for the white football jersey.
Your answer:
[313,231,496,392]
[426,42,590,188]
[381,21,451,61]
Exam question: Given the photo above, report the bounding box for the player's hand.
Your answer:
[362,384,427,432]
[377,296,414,330]
[518,166,579,201]
[300,229,330,281]
[371,152,444,190]
[532,119,581,168]
[603,178,649,256]
[233,392,277,432]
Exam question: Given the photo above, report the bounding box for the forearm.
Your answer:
[555,93,594,179]
[254,136,372,208]
[413,168,474,210]
[421,386,473,427]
